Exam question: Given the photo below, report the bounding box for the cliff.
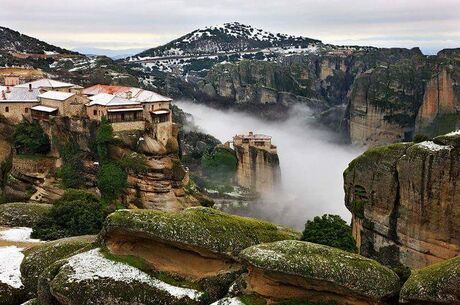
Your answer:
[233,134,281,193]
[344,131,460,269]
[348,48,460,146]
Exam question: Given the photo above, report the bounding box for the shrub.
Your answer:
[12,120,50,155]
[57,142,85,189]
[31,190,104,240]
[95,117,113,161]
[301,214,357,253]
[97,162,127,201]
[201,147,237,182]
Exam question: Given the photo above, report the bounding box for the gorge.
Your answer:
[175,101,363,229]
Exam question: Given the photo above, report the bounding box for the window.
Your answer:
[5,107,9,113]
[93,109,97,116]
[25,108,28,113]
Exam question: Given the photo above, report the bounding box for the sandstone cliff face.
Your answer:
[234,144,280,193]
[348,48,460,146]
[344,132,460,269]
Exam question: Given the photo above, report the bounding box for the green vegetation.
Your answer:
[31,189,105,240]
[201,147,237,183]
[57,141,85,189]
[95,116,113,161]
[119,152,148,174]
[301,214,357,253]
[419,113,460,138]
[12,120,50,155]
[97,162,127,202]
[0,202,51,227]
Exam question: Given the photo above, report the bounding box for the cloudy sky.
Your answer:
[1,0,459,54]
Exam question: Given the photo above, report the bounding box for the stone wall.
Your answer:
[111,120,145,132]
[0,101,37,123]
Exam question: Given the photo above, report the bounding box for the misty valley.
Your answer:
[0,13,459,305]
[175,101,363,229]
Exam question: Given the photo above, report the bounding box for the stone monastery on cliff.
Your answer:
[0,75,173,144]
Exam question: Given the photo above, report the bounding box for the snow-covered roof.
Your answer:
[39,91,75,101]
[31,105,58,113]
[134,90,172,103]
[88,93,141,107]
[16,78,76,89]
[83,84,172,103]
[1,87,40,102]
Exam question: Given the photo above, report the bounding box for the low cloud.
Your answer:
[175,101,364,229]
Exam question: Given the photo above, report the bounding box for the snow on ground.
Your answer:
[416,141,453,152]
[210,297,245,305]
[67,248,204,300]
[445,130,460,136]
[0,246,24,288]
[0,227,41,243]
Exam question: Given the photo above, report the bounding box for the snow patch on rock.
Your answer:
[416,141,453,152]
[66,248,203,300]
[0,227,41,243]
[211,297,245,305]
[0,246,24,288]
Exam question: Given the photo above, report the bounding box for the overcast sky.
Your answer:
[1,0,459,54]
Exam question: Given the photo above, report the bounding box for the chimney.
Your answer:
[28,83,32,92]
[249,131,254,136]
[6,86,10,93]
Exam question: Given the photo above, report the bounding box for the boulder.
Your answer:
[400,255,460,304]
[239,240,400,305]
[20,235,96,297]
[100,207,299,300]
[138,134,167,156]
[0,203,52,227]
[37,248,205,305]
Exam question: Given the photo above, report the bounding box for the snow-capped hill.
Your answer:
[129,22,322,60]
[0,26,76,55]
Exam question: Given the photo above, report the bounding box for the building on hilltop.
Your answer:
[233,132,280,193]
[83,84,173,145]
[0,85,40,123]
[85,93,145,132]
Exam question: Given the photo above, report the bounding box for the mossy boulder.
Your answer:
[400,255,460,304]
[101,207,300,259]
[240,240,400,304]
[20,235,96,297]
[37,248,205,305]
[0,282,25,305]
[0,203,52,227]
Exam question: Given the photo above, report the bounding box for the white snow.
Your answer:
[66,249,204,300]
[210,297,245,305]
[0,246,24,288]
[0,227,41,243]
[444,130,460,136]
[416,141,453,152]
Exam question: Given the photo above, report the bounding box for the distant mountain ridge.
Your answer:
[129,22,323,61]
[0,26,76,55]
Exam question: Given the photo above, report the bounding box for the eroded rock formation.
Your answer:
[344,131,460,269]
[239,240,400,305]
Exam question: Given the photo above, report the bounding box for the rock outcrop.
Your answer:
[0,202,51,227]
[0,139,13,196]
[20,235,96,297]
[400,255,460,304]
[239,240,400,305]
[233,133,280,193]
[344,131,460,269]
[100,208,299,279]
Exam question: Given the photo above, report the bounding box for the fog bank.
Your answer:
[175,101,363,229]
